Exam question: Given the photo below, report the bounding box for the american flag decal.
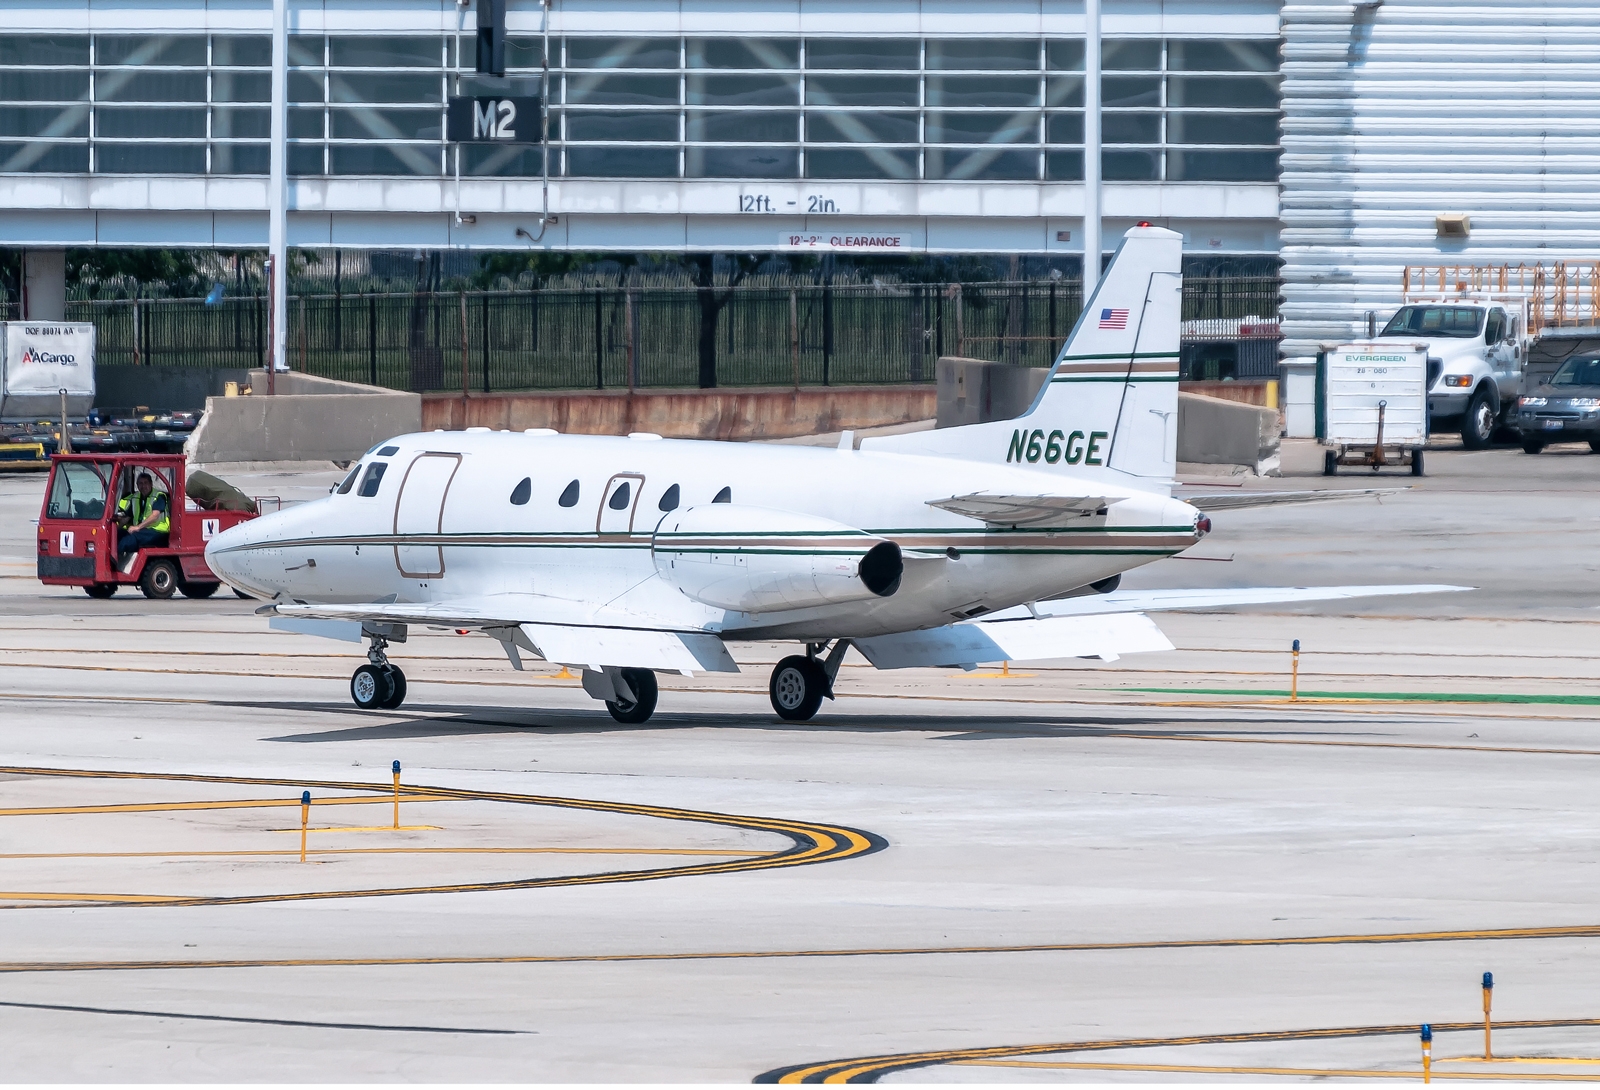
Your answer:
[1098,308,1129,330]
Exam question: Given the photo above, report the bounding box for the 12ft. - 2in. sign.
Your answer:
[446,97,540,143]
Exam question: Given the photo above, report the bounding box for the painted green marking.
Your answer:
[1120,688,1600,706]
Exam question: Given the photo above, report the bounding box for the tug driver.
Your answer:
[117,472,170,558]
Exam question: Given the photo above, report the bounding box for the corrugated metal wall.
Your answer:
[1280,1,1600,363]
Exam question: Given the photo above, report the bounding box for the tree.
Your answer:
[690,253,765,389]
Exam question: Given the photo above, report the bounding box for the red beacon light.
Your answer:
[1136,220,1153,227]
[1195,514,1213,536]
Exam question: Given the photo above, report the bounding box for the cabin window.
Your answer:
[336,462,362,494]
[357,462,387,497]
[509,477,531,505]
[608,481,632,510]
[376,445,399,456]
[713,486,732,503]
[558,479,580,507]
[658,483,680,511]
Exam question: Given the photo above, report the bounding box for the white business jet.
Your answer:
[205,226,1460,722]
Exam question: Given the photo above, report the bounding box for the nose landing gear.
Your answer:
[350,632,407,710]
[768,640,851,722]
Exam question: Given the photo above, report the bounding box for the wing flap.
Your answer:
[520,623,738,675]
[1180,488,1402,511]
[267,599,740,675]
[928,493,1121,526]
[854,612,1173,670]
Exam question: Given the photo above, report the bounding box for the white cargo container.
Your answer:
[1319,342,1429,476]
[0,321,95,423]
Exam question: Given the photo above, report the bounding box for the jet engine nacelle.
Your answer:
[652,504,903,613]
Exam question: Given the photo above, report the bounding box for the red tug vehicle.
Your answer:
[37,453,262,599]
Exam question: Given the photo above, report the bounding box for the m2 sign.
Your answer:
[3,322,95,397]
[446,97,540,143]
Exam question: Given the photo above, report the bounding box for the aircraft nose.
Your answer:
[204,518,263,593]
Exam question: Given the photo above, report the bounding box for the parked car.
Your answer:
[1514,354,1600,453]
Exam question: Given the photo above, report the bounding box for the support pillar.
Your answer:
[21,250,66,321]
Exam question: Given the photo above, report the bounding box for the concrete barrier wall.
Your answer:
[936,357,1050,427]
[1177,391,1281,475]
[189,369,421,463]
[421,385,936,440]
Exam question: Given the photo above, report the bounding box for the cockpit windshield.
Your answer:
[1380,306,1485,338]
[1549,356,1600,387]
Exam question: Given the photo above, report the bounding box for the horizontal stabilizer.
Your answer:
[928,493,1121,526]
[983,583,1471,621]
[1180,488,1403,511]
[854,612,1173,670]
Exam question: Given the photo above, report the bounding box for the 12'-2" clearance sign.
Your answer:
[783,234,906,250]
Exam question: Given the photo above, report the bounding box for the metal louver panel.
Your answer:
[1280,1,1600,363]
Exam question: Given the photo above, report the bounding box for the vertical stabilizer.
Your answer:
[861,225,1183,491]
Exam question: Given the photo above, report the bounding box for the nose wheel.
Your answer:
[350,634,407,710]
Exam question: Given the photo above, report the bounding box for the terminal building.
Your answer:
[1,1,1592,382]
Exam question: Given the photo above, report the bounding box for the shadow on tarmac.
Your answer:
[256,705,1398,744]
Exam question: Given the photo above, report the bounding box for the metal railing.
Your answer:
[1403,263,1600,334]
[4,275,1281,392]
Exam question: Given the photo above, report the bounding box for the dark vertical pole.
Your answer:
[1049,280,1058,347]
[333,249,343,351]
[481,292,490,393]
[935,286,944,359]
[368,291,378,386]
[822,265,834,387]
[594,288,603,390]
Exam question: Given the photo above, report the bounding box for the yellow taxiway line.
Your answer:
[954,1058,1600,1080]
[762,1017,1600,1083]
[0,765,882,909]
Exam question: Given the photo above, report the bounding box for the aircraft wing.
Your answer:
[854,612,1173,669]
[1180,488,1402,511]
[983,583,1471,621]
[928,493,1121,526]
[265,598,740,675]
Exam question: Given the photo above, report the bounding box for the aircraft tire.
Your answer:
[351,664,392,710]
[378,666,407,709]
[770,656,826,722]
[83,583,117,599]
[606,668,658,724]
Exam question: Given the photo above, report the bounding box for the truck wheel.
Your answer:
[1323,450,1338,476]
[138,559,179,600]
[1461,388,1496,450]
[1589,441,1600,454]
[1522,440,1545,455]
[1411,449,1425,476]
[83,583,116,599]
[179,579,220,599]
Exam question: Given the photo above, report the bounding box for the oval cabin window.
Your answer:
[713,486,732,503]
[558,479,580,507]
[608,481,632,510]
[658,483,680,512]
[509,477,531,505]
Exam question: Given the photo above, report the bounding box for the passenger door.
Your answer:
[596,474,645,535]
[393,453,461,578]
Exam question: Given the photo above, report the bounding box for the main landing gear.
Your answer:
[769,640,851,722]
[580,666,660,724]
[350,632,407,711]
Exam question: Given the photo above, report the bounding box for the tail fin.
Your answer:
[861,224,1182,491]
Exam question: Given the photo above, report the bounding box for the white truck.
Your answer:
[1364,295,1531,448]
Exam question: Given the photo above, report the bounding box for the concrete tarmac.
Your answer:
[0,444,1598,1081]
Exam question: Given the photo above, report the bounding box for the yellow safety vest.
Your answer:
[119,491,170,535]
